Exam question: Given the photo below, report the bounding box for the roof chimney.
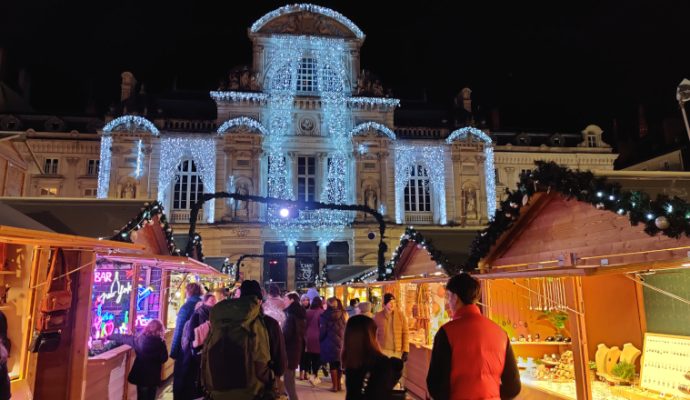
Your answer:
[121,71,136,102]
[461,87,472,113]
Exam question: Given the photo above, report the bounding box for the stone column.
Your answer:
[65,157,80,196]
[286,241,296,291]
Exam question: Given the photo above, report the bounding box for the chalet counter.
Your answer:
[85,344,134,400]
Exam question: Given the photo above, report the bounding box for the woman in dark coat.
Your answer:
[319,297,347,392]
[0,312,10,400]
[304,296,324,385]
[109,319,169,400]
[182,293,216,398]
[342,315,402,400]
[283,292,307,400]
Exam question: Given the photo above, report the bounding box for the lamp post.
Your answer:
[676,78,690,141]
[186,192,389,281]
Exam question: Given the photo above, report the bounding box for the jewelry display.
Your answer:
[639,333,690,398]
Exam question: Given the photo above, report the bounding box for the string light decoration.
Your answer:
[394,144,447,225]
[157,137,217,223]
[134,139,143,178]
[217,116,270,135]
[97,135,113,198]
[446,127,496,219]
[350,121,397,140]
[103,115,160,136]
[111,201,183,256]
[250,3,365,40]
[210,91,268,103]
[388,227,453,276]
[466,161,690,271]
[347,97,400,109]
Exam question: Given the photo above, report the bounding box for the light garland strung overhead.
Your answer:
[347,97,400,108]
[97,136,113,199]
[134,139,144,179]
[157,137,217,223]
[217,116,270,135]
[350,121,397,140]
[210,91,269,103]
[250,3,365,40]
[446,126,496,219]
[103,115,160,136]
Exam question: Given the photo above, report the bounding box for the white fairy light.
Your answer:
[97,135,113,198]
[157,137,217,223]
[103,115,159,136]
[134,139,143,178]
[446,127,496,218]
[250,3,365,40]
[394,144,447,224]
[217,116,270,135]
[210,91,269,103]
[347,97,400,108]
[350,121,397,140]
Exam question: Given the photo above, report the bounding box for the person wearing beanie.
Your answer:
[373,293,409,364]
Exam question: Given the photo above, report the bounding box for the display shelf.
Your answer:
[0,271,16,275]
[511,341,572,346]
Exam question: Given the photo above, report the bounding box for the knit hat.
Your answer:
[300,293,310,303]
[383,293,395,305]
[239,280,263,300]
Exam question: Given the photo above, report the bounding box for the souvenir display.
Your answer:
[640,333,690,398]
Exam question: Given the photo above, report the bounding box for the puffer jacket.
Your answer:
[374,308,410,353]
[319,307,346,364]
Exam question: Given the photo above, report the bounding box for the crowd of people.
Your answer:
[112,273,521,400]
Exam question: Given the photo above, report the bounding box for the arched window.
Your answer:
[172,160,204,210]
[404,165,431,212]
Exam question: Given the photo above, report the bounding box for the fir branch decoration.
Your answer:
[465,160,690,271]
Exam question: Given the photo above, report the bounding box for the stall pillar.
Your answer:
[287,242,296,291]
[565,276,592,400]
[68,250,97,399]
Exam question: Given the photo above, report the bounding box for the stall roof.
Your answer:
[100,253,224,276]
[414,229,477,267]
[393,229,478,278]
[0,198,152,238]
[0,225,143,252]
[325,265,377,284]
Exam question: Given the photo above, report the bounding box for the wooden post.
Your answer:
[67,250,96,400]
[565,276,592,400]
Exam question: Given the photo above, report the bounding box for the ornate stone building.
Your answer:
[0,4,618,289]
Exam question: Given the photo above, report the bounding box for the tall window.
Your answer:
[87,159,100,176]
[40,187,58,197]
[44,158,59,174]
[587,135,597,147]
[172,160,203,210]
[404,165,431,212]
[297,57,317,93]
[297,156,316,202]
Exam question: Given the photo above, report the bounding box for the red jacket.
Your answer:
[427,304,520,400]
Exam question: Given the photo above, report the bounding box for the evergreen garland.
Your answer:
[111,201,184,257]
[465,161,690,271]
[388,226,456,277]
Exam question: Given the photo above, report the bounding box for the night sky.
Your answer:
[2,1,689,143]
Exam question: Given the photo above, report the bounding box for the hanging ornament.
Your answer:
[655,216,670,230]
[595,203,605,209]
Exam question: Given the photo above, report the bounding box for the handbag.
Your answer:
[29,330,62,353]
[39,249,72,314]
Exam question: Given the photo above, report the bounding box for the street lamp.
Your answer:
[676,78,690,141]
[279,207,290,218]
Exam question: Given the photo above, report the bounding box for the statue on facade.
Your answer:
[464,188,478,219]
[120,181,136,199]
[364,185,378,219]
[233,181,250,219]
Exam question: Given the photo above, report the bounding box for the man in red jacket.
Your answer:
[427,274,521,400]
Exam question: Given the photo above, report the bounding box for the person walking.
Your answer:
[356,302,374,318]
[304,296,324,385]
[109,320,169,400]
[283,292,307,399]
[298,294,311,380]
[374,293,409,362]
[181,292,216,399]
[427,273,521,400]
[264,283,287,327]
[320,297,347,392]
[171,283,202,400]
[346,298,360,318]
[342,315,403,400]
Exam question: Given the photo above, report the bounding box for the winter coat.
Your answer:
[345,354,402,400]
[0,339,10,400]
[171,295,201,359]
[374,308,410,353]
[185,304,212,353]
[319,307,346,364]
[427,304,521,400]
[264,314,287,377]
[283,301,307,369]
[110,334,169,387]
[305,308,324,353]
[263,295,287,327]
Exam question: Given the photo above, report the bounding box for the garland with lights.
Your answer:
[111,201,195,257]
[388,226,454,277]
[466,160,690,271]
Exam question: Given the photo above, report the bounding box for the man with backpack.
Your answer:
[201,280,279,400]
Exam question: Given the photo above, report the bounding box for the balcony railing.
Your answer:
[170,209,204,224]
[404,211,434,224]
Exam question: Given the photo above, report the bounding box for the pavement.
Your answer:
[157,375,348,400]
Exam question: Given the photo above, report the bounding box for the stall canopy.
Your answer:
[325,265,378,284]
[391,228,478,279]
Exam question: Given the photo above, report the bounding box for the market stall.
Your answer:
[468,163,690,400]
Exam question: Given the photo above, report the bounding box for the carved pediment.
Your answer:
[258,11,357,39]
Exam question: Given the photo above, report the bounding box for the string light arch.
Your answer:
[250,3,365,40]
[217,116,270,136]
[350,121,397,140]
[103,115,159,136]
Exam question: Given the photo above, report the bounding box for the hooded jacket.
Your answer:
[283,301,307,369]
[319,307,346,364]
